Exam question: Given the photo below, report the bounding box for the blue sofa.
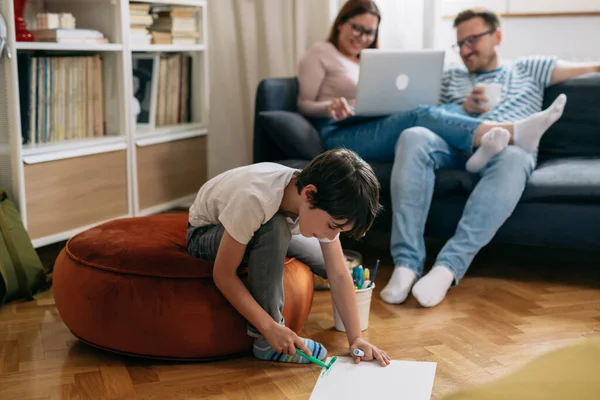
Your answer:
[253,74,600,250]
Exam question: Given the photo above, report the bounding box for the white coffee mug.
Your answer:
[476,83,502,109]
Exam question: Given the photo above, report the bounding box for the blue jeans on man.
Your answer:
[389,126,535,294]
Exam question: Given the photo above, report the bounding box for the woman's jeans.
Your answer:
[319,104,482,162]
[390,127,536,284]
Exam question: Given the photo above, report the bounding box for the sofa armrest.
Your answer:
[255,78,299,113]
[256,111,324,161]
[253,78,302,163]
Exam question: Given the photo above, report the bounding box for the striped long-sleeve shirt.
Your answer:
[440,55,558,122]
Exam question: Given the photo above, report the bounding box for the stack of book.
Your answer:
[156,53,192,126]
[33,13,108,44]
[150,6,201,45]
[35,13,76,30]
[17,54,105,145]
[129,3,153,46]
[33,29,108,44]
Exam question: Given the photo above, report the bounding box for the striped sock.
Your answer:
[253,337,327,363]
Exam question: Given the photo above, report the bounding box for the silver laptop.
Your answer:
[353,49,445,116]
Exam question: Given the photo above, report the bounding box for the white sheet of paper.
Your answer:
[309,357,437,400]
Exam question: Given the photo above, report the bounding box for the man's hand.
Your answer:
[262,322,311,356]
[462,86,490,115]
[350,337,391,367]
[328,97,354,121]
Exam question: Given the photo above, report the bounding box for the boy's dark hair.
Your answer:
[453,8,501,31]
[295,148,382,240]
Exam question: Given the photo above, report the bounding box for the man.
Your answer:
[380,8,600,308]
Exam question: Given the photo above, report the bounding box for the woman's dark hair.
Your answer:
[295,149,382,240]
[327,0,381,51]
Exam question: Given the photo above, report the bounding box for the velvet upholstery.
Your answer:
[53,214,315,361]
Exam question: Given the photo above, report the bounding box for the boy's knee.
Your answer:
[255,214,292,246]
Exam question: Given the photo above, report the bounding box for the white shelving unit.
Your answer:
[0,0,209,248]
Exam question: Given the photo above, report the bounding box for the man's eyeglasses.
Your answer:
[348,22,376,40]
[452,29,496,51]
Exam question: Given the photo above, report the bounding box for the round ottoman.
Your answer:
[53,213,315,361]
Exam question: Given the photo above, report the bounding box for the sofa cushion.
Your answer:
[257,111,324,160]
[539,73,600,160]
[521,158,600,202]
[278,157,600,203]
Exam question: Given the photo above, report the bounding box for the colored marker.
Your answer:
[353,349,365,357]
[352,265,364,290]
[364,268,370,281]
[370,259,380,288]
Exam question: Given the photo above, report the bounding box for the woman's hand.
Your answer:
[349,337,391,367]
[328,97,354,121]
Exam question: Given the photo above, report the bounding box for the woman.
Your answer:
[297,0,565,173]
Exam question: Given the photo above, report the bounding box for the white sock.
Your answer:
[411,265,455,308]
[379,266,417,304]
[514,94,567,152]
[466,127,510,173]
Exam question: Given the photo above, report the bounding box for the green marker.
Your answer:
[296,348,338,374]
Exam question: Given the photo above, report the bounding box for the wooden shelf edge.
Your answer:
[131,44,205,53]
[23,139,128,164]
[15,42,123,51]
[130,0,206,6]
[443,11,600,19]
[135,128,208,147]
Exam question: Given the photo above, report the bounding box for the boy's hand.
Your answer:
[263,322,311,356]
[350,337,391,367]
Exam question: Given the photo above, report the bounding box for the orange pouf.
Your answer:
[52,214,315,361]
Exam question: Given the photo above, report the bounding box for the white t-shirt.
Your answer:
[188,162,338,245]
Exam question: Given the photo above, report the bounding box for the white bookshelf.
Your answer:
[0,0,209,248]
[131,43,205,52]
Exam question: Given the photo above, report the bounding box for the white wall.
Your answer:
[437,15,600,66]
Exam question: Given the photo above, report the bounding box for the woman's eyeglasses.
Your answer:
[452,29,496,52]
[348,22,376,40]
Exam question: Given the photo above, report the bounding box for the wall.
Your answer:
[437,15,600,65]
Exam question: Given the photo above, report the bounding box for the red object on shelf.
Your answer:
[14,0,34,42]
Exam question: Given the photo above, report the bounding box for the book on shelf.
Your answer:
[33,13,109,44]
[155,53,192,127]
[129,3,153,46]
[149,5,201,45]
[35,13,76,30]
[33,28,109,44]
[17,54,105,145]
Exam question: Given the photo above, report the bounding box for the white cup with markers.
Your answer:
[333,259,379,332]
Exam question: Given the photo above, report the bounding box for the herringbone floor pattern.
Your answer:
[1,240,599,399]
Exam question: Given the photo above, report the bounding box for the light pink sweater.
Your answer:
[297,41,360,117]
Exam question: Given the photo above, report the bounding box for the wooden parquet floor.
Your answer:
[1,239,600,400]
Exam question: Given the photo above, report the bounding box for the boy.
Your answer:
[187,149,390,366]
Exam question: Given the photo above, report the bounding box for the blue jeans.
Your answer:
[187,214,326,338]
[390,127,536,283]
[319,105,482,162]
